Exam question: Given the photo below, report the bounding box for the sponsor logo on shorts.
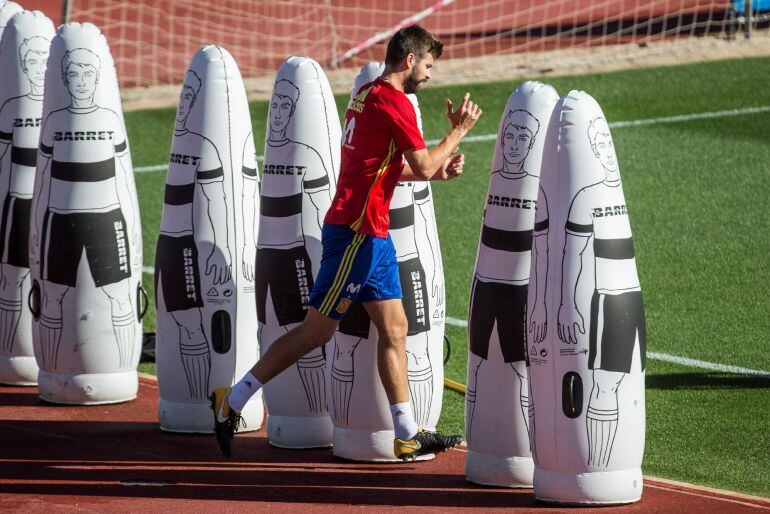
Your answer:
[114,221,129,273]
[345,283,361,295]
[336,298,352,314]
[54,130,114,141]
[487,195,536,209]
[296,259,310,307]
[183,247,197,301]
[412,270,426,325]
[592,204,627,218]
[14,117,41,128]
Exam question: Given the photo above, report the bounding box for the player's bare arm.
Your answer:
[401,92,482,181]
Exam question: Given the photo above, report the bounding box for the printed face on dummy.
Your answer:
[502,124,534,167]
[404,53,433,95]
[65,63,98,101]
[269,94,294,135]
[592,131,617,173]
[23,50,49,87]
[177,85,195,123]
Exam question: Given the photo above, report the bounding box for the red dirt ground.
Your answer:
[2,376,769,512]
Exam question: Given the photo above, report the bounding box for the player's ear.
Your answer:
[406,52,416,69]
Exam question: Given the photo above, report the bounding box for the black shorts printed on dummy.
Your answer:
[154,234,204,312]
[398,257,429,336]
[0,196,31,268]
[256,246,315,326]
[337,300,371,339]
[41,208,131,288]
[588,290,646,373]
[468,278,527,363]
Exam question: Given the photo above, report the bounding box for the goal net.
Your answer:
[64,0,760,89]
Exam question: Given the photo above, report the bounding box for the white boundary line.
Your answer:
[444,316,770,378]
[133,105,770,173]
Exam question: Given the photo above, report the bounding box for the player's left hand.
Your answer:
[440,153,464,180]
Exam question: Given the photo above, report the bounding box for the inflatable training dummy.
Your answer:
[465,81,558,486]
[528,90,646,505]
[0,10,55,385]
[155,45,263,433]
[30,22,143,404]
[258,55,340,448]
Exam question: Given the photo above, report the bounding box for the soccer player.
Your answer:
[211,24,482,460]
[557,117,646,467]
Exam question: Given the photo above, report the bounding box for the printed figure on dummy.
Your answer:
[466,108,549,445]
[155,69,232,402]
[257,77,333,415]
[155,44,262,434]
[557,116,646,468]
[34,47,138,371]
[0,37,49,357]
[0,10,55,385]
[529,90,645,505]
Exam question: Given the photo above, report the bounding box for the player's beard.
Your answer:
[404,68,427,95]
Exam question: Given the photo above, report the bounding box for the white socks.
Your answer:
[229,375,420,442]
[390,402,419,441]
[228,372,263,413]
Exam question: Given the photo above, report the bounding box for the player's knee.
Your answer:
[300,319,336,349]
[378,315,408,348]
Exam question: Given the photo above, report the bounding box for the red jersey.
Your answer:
[325,78,426,237]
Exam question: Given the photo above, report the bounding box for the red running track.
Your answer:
[1,376,769,512]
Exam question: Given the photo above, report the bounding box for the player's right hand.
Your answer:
[445,93,483,135]
[557,303,585,345]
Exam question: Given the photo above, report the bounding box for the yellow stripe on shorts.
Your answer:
[319,233,366,315]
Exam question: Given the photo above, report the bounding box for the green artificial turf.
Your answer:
[127,56,770,497]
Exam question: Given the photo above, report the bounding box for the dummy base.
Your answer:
[465,450,534,487]
[38,369,138,405]
[332,427,435,462]
[159,397,263,434]
[267,414,333,448]
[0,355,38,386]
[534,467,643,505]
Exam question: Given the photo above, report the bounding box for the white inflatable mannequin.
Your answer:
[0,10,55,385]
[259,55,340,448]
[0,2,23,34]
[29,22,143,404]
[528,90,646,504]
[465,81,558,487]
[155,45,263,433]
[330,62,445,462]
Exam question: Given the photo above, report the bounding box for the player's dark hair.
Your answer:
[385,25,443,65]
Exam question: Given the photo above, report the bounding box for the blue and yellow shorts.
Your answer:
[308,223,402,320]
